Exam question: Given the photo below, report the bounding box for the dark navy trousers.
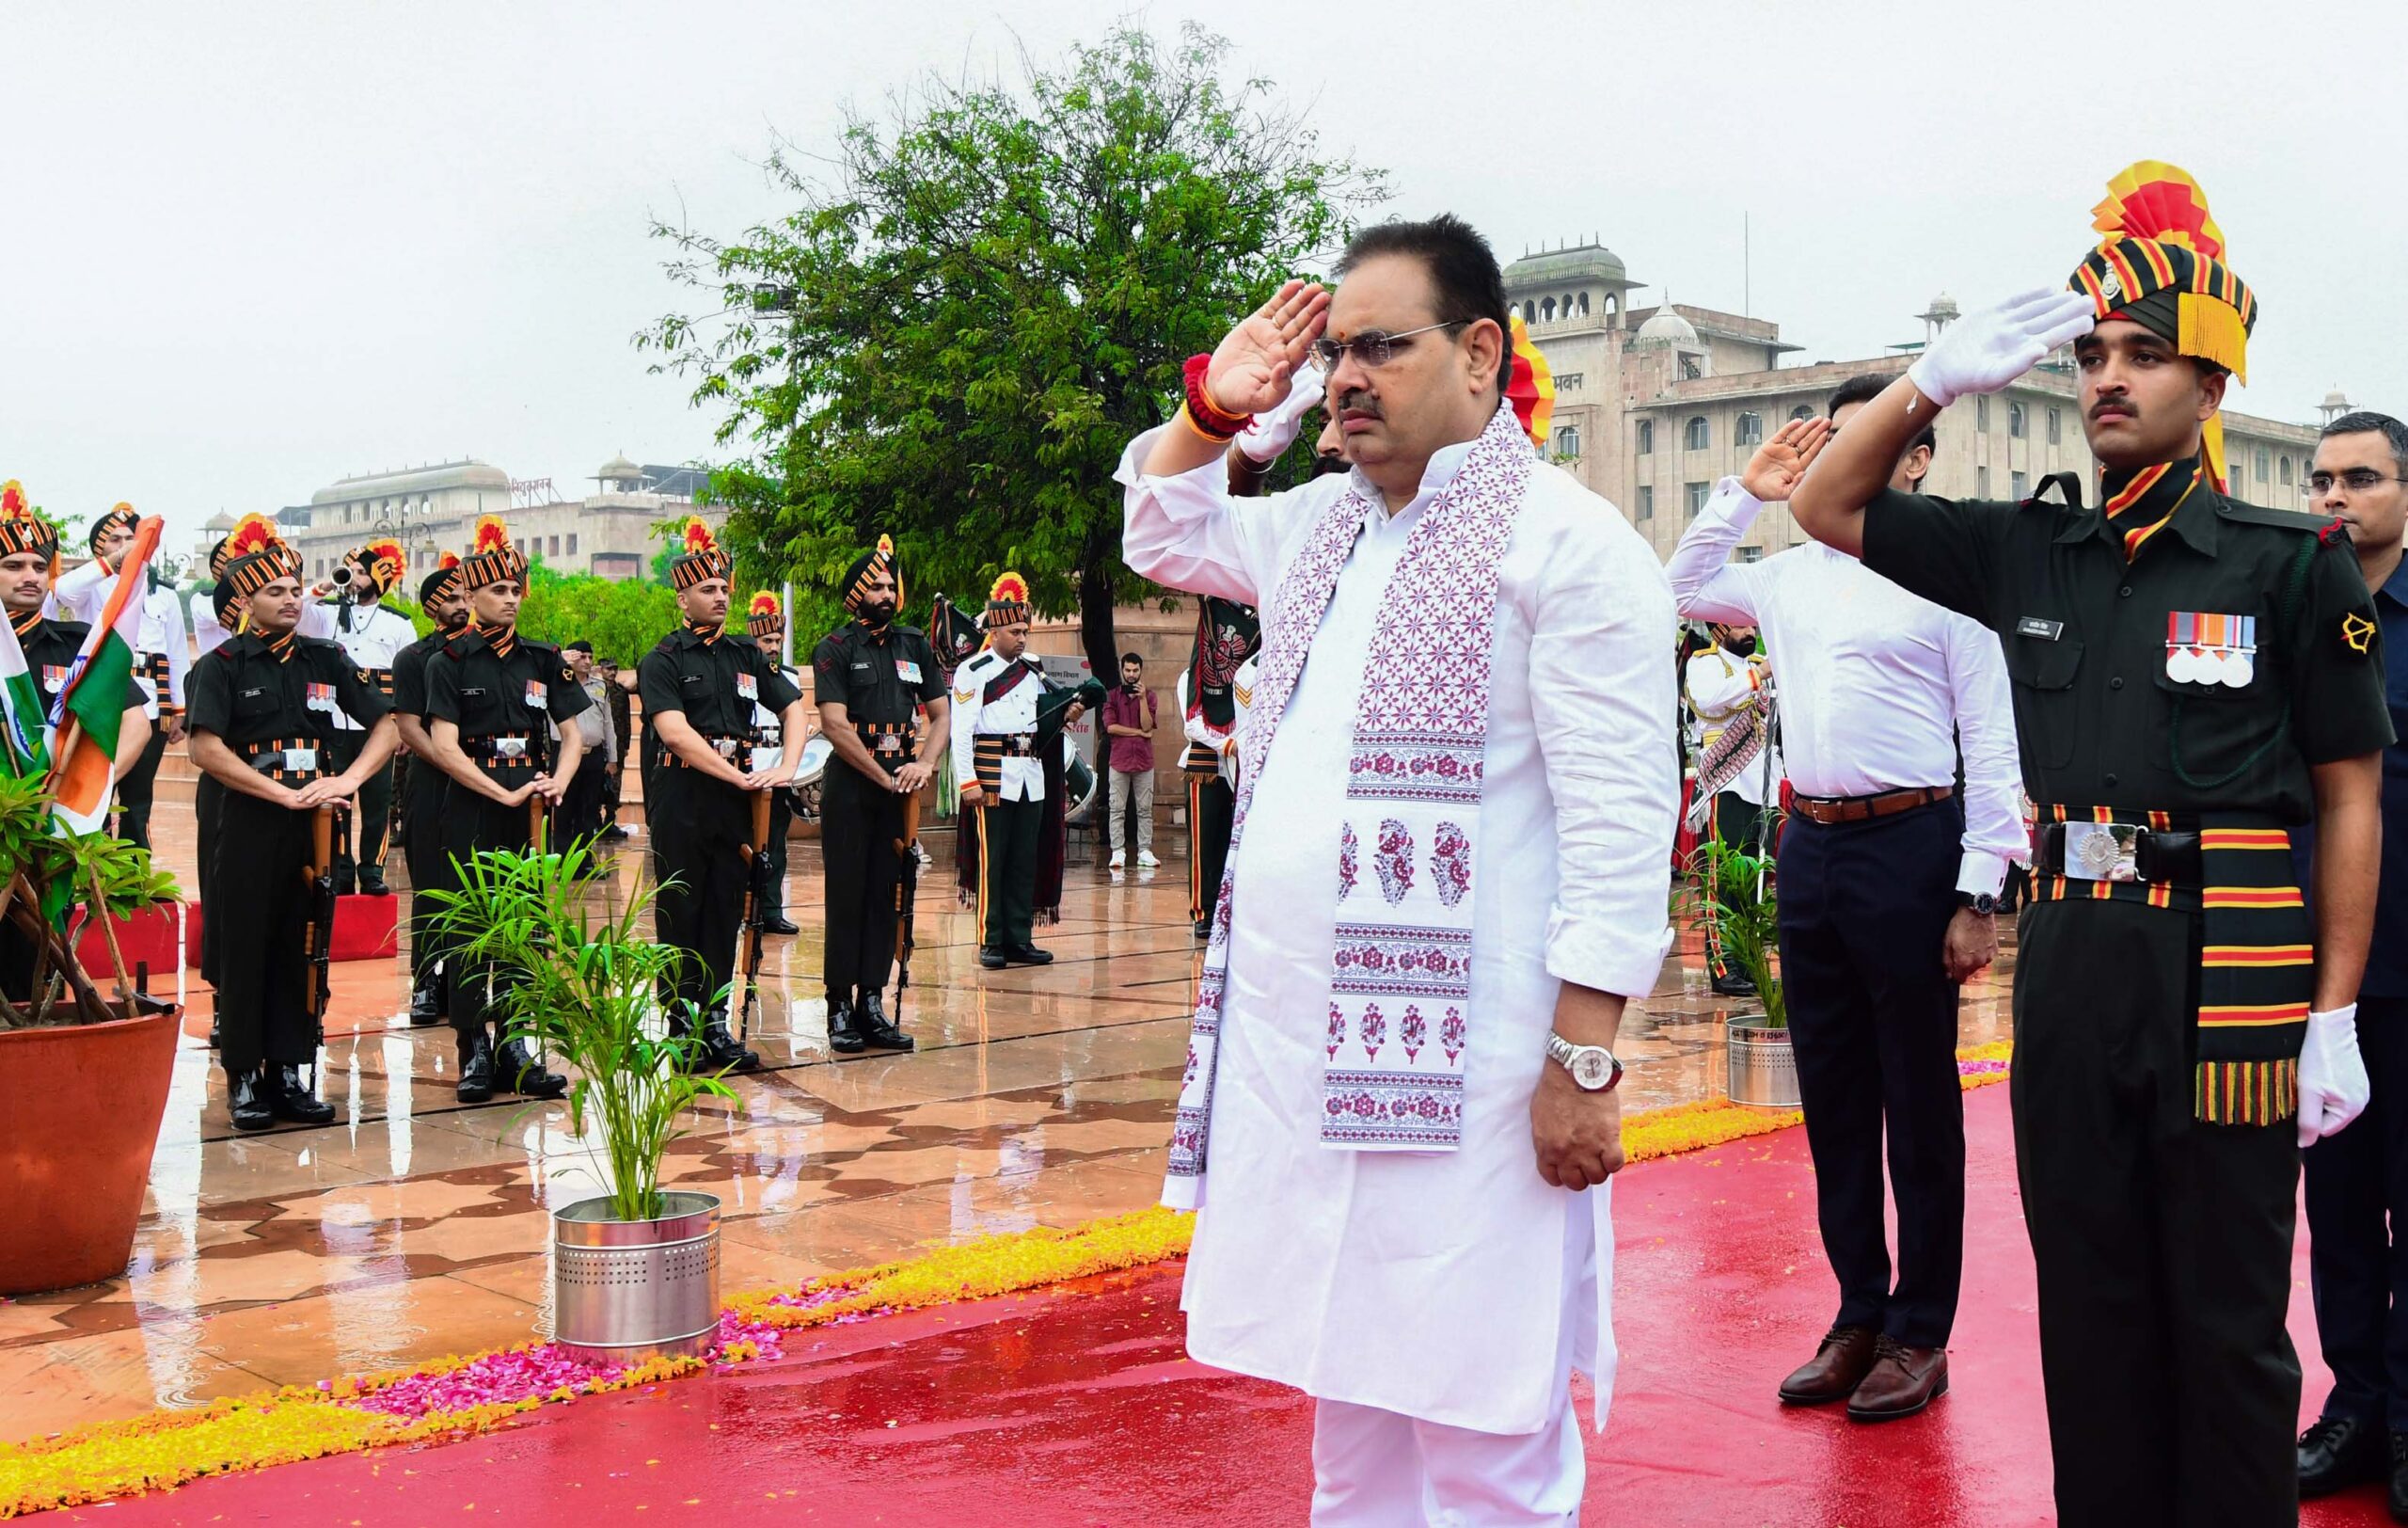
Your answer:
[2307,994,2408,1426]
[1776,797,1968,1349]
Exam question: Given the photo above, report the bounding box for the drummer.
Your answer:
[744,593,805,936]
[811,538,946,1054]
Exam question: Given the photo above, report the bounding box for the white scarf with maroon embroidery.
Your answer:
[1164,403,1532,1208]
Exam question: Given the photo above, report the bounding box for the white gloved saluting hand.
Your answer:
[1234,361,1327,465]
[2299,1004,2373,1149]
[1906,287,2098,408]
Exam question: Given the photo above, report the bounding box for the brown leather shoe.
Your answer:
[1777,1325,1879,1406]
[1846,1336,1949,1422]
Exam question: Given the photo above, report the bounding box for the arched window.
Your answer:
[1684,416,1709,451]
[1542,297,1556,321]
[1735,412,1764,447]
[2008,402,2026,438]
[1636,420,1654,455]
[1576,292,1591,315]
[1522,301,1536,323]
[1791,405,1815,422]
[2279,454,2293,485]
[1555,425,1581,458]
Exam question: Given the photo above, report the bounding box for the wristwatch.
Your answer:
[1545,1032,1624,1092]
[1956,891,1999,916]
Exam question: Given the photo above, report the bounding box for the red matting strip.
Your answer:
[62,1089,2392,1527]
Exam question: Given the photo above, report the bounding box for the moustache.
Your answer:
[1337,390,1384,421]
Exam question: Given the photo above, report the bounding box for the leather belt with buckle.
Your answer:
[1790,784,1954,825]
[667,736,754,770]
[246,746,320,777]
[2036,820,2204,886]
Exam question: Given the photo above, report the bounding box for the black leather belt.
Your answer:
[2036,820,2204,887]
[466,733,547,771]
[242,737,325,782]
[664,735,754,770]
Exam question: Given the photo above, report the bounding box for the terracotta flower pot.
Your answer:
[0,1004,182,1296]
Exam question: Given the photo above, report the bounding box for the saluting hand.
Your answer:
[1740,417,1831,503]
[1205,279,1332,418]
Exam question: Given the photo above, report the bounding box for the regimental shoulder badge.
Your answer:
[560,664,576,684]
[2342,611,2377,656]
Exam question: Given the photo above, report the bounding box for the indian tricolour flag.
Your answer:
[47,515,160,834]
[0,611,51,780]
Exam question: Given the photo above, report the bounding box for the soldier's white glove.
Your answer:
[1906,287,2096,408]
[1234,361,1327,465]
[2299,1004,2372,1149]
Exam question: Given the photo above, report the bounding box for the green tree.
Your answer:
[639,23,1383,673]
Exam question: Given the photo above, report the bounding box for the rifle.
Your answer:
[732,786,772,1041]
[892,788,922,1027]
[301,804,338,1089]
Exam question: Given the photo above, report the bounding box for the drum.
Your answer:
[794,735,834,788]
[1061,735,1100,824]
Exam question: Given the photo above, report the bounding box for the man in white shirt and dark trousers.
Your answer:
[1669,378,2024,1423]
[325,540,418,895]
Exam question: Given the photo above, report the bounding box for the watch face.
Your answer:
[1572,1049,1614,1090]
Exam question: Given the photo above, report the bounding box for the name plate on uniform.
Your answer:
[2164,612,2256,688]
[2062,820,2141,882]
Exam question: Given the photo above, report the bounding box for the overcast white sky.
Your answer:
[8,0,2405,551]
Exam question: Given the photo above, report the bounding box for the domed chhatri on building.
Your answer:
[261,455,723,585]
[1504,233,2326,565]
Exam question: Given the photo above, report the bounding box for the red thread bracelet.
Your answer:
[1182,354,1253,440]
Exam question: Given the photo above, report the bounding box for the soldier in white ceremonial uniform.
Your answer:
[950,574,1055,969]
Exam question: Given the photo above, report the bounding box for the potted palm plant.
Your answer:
[1693,834,1798,1108]
[432,840,739,1363]
[0,771,184,1295]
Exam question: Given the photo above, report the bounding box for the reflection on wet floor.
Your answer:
[0,804,2016,1440]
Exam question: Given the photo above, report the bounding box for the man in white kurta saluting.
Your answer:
[1122,215,1677,1522]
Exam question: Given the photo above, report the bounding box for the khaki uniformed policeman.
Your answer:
[423,516,587,1105]
[187,531,397,1131]
[1791,162,2392,1526]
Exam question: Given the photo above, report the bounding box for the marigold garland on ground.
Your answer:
[0,1042,2013,1518]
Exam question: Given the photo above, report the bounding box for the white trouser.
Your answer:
[1308,1387,1583,1526]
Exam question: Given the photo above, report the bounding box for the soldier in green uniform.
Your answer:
[812,536,946,1053]
[636,519,808,1073]
[392,553,467,1027]
[1791,162,2391,1525]
[422,517,586,1105]
[187,533,396,1131]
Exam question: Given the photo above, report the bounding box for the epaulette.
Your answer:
[293,634,346,657]
[961,649,1001,673]
[443,629,490,660]
[2217,499,2337,535]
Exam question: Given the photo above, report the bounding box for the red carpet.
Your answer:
[50,1088,2396,1526]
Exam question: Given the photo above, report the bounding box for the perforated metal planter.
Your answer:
[1724,1014,1801,1109]
[552,1191,721,1364]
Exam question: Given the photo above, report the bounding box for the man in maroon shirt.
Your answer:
[1101,652,1160,870]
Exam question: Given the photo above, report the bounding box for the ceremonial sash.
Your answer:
[1166,402,1533,1206]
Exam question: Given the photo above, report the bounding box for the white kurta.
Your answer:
[1121,427,1676,1436]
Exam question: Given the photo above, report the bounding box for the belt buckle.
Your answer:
[713,738,740,759]
[2061,820,2140,883]
[286,748,317,773]
[875,735,902,755]
[493,737,528,760]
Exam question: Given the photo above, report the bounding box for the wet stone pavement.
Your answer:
[0,802,2015,1441]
